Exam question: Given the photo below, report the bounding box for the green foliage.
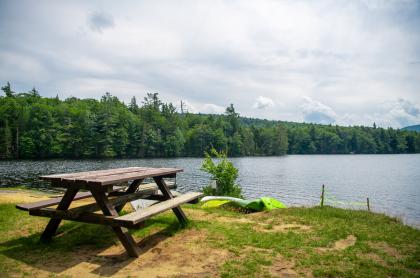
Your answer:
[1,82,14,97]
[201,149,242,198]
[0,82,419,159]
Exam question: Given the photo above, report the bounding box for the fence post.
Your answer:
[320,184,325,207]
[367,197,370,211]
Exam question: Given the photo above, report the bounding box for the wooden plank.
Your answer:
[40,167,140,180]
[115,179,143,212]
[146,191,199,204]
[108,181,176,197]
[30,208,120,227]
[66,186,159,216]
[153,176,188,224]
[83,168,181,184]
[65,168,149,182]
[40,167,182,189]
[115,192,203,225]
[16,182,176,212]
[40,187,79,242]
[40,167,147,182]
[90,187,139,257]
[83,168,183,186]
[16,191,93,211]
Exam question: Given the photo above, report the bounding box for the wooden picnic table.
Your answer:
[16,167,202,257]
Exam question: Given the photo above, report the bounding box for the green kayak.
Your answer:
[201,196,286,211]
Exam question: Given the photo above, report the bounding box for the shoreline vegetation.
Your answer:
[1,83,420,160]
[0,152,419,162]
[0,188,419,277]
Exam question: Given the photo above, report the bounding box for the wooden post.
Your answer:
[153,176,188,225]
[90,186,139,257]
[320,184,325,208]
[367,197,370,211]
[115,179,143,213]
[40,187,79,242]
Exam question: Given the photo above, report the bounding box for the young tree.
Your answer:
[225,104,240,137]
[128,96,139,113]
[201,148,242,198]
[1,82,14,97]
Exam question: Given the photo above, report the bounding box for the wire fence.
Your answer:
[320,184,370,211]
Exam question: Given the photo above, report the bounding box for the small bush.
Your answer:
[201,148,242,198]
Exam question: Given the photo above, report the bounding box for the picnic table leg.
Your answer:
[115,179,144,213]
[153,176,188,225]
[40,187,79,242]
[90,186,139,257]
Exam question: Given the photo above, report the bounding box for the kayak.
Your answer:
[201,196,286,211]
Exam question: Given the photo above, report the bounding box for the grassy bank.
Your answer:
[0,189,419,277]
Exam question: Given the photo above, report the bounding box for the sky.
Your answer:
[0,0,419,128]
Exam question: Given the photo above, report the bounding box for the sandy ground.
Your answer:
[24,229,230,278]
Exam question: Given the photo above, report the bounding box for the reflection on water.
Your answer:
[1,154,419,227]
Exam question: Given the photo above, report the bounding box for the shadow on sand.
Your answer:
[1,220,182,276]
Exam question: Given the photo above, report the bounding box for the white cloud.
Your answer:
[202,103,225,114]
[0,51,49,82]
[0,0,419,127]
[177,101,225,114]
[64,56,114,75]
[318,98,420,128]
[58,77,149,102]
[253,96,275,109]
[177,100,197,114]
[383,99,420,128]
[301,96,336,124]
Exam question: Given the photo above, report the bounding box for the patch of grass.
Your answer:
[221,251,273,278]
[0,185,28,190]
[0,199,419,277]
[183,205,419,277]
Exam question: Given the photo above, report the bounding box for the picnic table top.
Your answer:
[40,167,183,186]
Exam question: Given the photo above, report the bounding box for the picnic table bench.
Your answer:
[16,167,202,257]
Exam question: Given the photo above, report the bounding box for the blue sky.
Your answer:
[0,0,419,127]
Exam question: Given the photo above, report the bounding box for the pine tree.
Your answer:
[1,82,14,97]
[129,96,139,113]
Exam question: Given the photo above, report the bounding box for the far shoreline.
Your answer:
[1,152,420,162]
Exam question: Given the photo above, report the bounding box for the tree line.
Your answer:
[0,83,419,159]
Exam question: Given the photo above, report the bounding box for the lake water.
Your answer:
[1,155,419,227]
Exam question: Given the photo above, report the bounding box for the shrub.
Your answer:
[201,148,242,198]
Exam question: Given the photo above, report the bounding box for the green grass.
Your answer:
[0,185,43,191]
[0,200,419,277]
[0,186,63,194]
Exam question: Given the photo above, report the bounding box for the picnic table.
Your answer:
[16,167,202,257]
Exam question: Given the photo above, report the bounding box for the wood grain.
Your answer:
[40,167,182,187]
[115,192,202,225]
[16,191,92,211]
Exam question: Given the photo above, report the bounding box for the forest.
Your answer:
[1,83,419,159]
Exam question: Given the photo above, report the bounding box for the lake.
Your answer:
[1,154,419,227]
